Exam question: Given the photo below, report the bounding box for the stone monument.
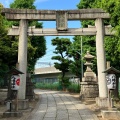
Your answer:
[80,51,99,100]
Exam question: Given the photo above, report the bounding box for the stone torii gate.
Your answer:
[2,8,114,106]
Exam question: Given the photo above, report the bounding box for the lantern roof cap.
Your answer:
[7,67,24,75]
[102,66,120,74]
[84,51,94,59]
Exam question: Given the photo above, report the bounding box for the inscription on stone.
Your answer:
[56,11,67,30]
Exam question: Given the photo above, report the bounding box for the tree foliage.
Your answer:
[0,0,46,87]
[71,0,120,76]
[51,37,72,88]
[10,0,35,9]
[68,36,82,79]
[0,4,15,86]
[69,0,97,78]
[99,0,120,70]
[93,0,120,70]
[9,0,46,73]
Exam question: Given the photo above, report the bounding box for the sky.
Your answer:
[0,0,81,68]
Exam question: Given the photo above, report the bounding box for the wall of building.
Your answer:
[33,72,78,84]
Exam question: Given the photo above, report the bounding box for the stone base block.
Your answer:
[12,99,29,110]
[80,82,99,100]
[3,111,23,117]
[96,97,108,107]
[101,110,120,119]
[96,97,115,108]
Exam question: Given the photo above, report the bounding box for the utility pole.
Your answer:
[81,36,83,80]
[75,36,83,82]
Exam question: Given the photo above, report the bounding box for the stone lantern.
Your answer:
[103,66,120,108]
[3,68,24,117]
[83,51,96,81]
[103,66,120,89]
[80,51,99,100]
[101,67,120,119]
[6,68,24,101]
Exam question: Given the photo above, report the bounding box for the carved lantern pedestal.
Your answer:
[80,51,99,100]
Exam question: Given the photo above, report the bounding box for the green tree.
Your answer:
[93,0,120,70]
[77,0,97,72]
[74,0,120,74]
[0,4,15,87]
[10,0,35,9]
[68,36,82,80]
[10,0,46,73]
[0,0,46,87]
[51,37,72,88]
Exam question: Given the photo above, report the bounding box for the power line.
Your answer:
[35,61,54,68]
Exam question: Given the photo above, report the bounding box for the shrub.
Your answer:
[35,82,80,93]
[68,83,80,93]
[58,76,71,89]
[35,82,59,90]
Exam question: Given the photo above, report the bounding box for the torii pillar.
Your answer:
[18,19,28,99]
[95,18,108,106]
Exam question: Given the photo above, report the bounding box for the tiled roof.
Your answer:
[102,66,120,74]
[34,66,61,75]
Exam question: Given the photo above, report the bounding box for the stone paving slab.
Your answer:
[26,89,99,120]
[43,118,56,120]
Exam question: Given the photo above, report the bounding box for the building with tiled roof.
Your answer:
[33,66,78,84]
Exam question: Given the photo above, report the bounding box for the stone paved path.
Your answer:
[27,89,99,120]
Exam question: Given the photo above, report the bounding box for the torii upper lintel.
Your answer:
[2,8,110,21]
